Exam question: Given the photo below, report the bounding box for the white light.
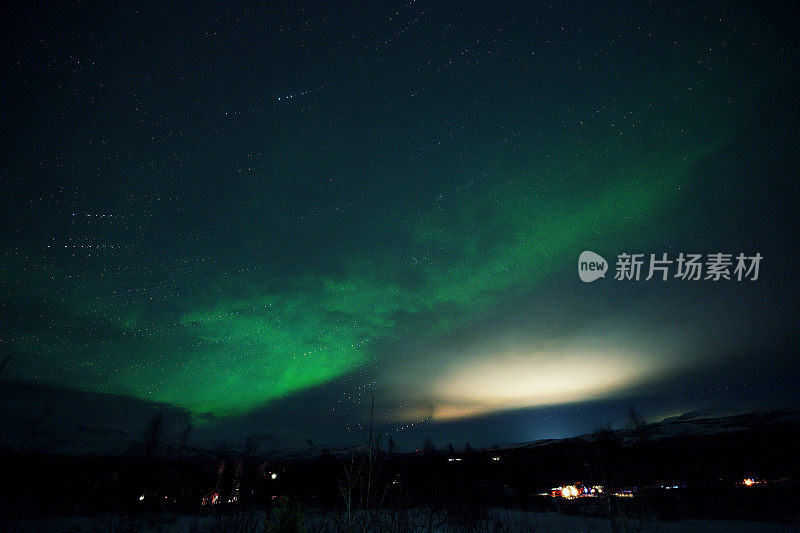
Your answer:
[560,485,580,498]
[402,342,663,422]
[139,494,145,501]
[271,472,278,480]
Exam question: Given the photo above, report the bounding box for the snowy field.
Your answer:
[2,508,798,533]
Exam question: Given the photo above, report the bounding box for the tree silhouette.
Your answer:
[142,412,164,457]
[422,437,436,457]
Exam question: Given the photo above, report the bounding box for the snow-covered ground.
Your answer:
[2,508,798,533]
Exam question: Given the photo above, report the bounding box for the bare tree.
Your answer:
[337,396,392,532]
[627,404,649,444]
[19,402,54,452]
[176,422,192,460]
[142,412,164,457]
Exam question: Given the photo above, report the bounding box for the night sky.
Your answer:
[1,1,798,452]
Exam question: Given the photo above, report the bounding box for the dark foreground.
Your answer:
[1,411,798,531]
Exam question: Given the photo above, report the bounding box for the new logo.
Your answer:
[578,251,608,282]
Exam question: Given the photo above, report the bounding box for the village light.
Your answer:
[560,485,579,498]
